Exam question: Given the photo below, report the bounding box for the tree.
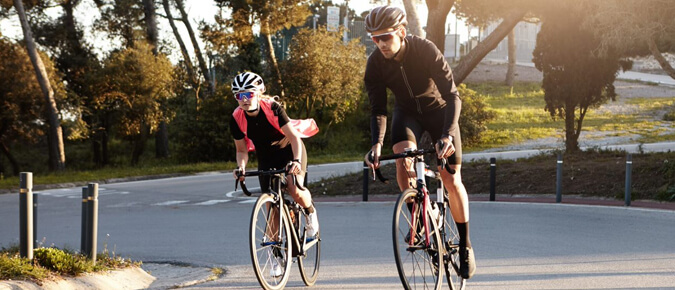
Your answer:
[92,42,175,165]
[532,2,628,153]
[255,0,312,98]
[401,0,423,37]
[282,27,366,127]
[174,0,215,96]
[0,39,65,175]
[14,0,66,171]
[424,0,455,53]
[504,28,515,86]
[94,0,146,48]
[584,0,675,80]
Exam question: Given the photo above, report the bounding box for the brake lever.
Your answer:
[437,140,456,175]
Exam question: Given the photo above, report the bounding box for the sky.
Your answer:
[0,0,470,62]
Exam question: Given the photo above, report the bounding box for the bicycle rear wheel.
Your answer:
[393,188,443,290]
[442,198,466,290]
[250,193,292,290]
[297,208,321,286]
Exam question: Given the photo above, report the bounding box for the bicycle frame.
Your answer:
[410,152,446,248]
[240,171,316,257]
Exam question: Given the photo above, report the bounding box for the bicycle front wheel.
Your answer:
[297,209,321,286]
[442,198,466,290]
[393,188,443,290]
[250,193,292,290]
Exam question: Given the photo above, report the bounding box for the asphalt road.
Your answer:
[2,167,675,289]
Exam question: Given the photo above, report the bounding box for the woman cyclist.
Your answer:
[230,72,319,276]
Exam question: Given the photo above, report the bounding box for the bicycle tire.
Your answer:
[393,188,443,290]
[441,198,466,290]
[250,193,292,290]
[297,208,321,286]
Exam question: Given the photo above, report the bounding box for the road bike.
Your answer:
[236,168,320,290]
[370,146,466,290]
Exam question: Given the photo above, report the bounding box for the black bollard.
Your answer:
[363,161,369,202]
[81,187,89,254]
[556,153,563,203]
[19,172,34,259]
[33,192,37,246]
[625,154,632,206]
[489,158,496,201]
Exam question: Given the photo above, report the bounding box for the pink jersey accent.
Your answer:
[233,98,319,152]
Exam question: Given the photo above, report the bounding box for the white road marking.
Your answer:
[153,200,189,206]
[193,200,230,206]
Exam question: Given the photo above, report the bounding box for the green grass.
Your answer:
[465,81,675,151]
[0,245,138,282]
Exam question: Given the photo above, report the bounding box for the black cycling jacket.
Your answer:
[364,35,461,146]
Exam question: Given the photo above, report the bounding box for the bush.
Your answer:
[34,248,92,275]
[458,84,497,147]
[0,252,49,281]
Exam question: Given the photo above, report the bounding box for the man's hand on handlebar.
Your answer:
[365,143,382,170]
[435,137,455,159]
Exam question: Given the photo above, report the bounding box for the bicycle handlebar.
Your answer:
[367,146,456,183]
[234,168,307,196]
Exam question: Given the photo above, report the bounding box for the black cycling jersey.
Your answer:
[230,101,308,190]
[230,102,291,161]
[364,35,461,146]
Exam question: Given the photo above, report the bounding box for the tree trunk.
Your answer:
[143,0,159,55]
[174,0,215,96]
[162,0,200,95]
[425,0,455,52]
[14,0,66,171]
[648,36,675,80]
[402,0,424,38]
[131,122,150,165]
[155,121,169,158]
[263,25,285,98]
[453,10,525,85]
[0,141,20,176]
[564,103,580,153]
[142,0,169,158]
[505,28,516,86]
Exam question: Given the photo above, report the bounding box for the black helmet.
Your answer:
[365,6,407,33]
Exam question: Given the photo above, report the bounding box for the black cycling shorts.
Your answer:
[391,106,462,164]
[257,141,308,192]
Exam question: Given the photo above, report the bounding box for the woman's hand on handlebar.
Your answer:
[286,160,302,175]
[365,143,382,169]
[233,167,245,181]
[436,137,455,159]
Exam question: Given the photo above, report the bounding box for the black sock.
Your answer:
[456,222,471,248]
[304,205,315,214]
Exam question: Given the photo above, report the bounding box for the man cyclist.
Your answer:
[362,6,475,279]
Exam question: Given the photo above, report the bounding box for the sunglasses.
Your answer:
[370,30,399,43]
[235,91,256,101]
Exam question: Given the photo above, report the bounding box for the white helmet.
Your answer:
[231,72,265,93]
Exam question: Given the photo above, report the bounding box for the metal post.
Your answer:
[362,161,369,202]
[489,158,496,201]
[625,154,632,206]
[33,192,37,245]
[87,183,99,263]
[19,172,33,259]
[556,153,563,203]
[81,187,89,254]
